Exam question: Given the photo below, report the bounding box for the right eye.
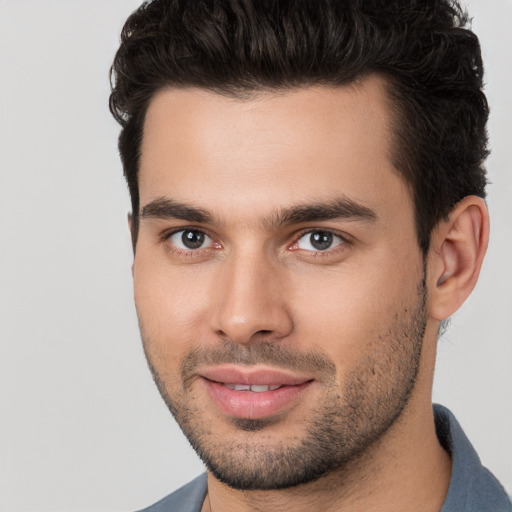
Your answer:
[168,229,213,251]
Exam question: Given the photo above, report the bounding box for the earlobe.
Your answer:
[428,196,489,321]
[127,213,135,272]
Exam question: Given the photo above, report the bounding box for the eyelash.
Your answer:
[161,228,219,257]
[290,229,349,256]
[160,227,350,258]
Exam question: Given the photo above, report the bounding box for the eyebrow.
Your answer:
[141,197,213,224]
[140,196,377,227]
[266,198,377,228]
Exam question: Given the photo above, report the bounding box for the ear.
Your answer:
[127,212,136,258]
[427,196,489,321]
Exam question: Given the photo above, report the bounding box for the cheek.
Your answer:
[133,255,214,359]
[292,256,422,371]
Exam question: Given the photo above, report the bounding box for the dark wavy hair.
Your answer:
[109,0,489,253]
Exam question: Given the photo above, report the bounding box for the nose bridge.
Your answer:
[212,245,293,344]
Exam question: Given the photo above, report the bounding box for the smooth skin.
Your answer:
[133,76,489,512]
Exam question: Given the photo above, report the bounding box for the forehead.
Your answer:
[139,77,411,223]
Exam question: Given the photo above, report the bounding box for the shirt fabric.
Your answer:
[138,404,511,512]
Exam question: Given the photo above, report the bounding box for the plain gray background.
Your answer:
[0,1,510,511]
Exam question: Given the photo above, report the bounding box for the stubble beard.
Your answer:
[140,278,427,491]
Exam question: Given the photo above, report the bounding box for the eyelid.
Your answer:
[161,225,210,241]
[289,228,351,253]
[161,226,221,253]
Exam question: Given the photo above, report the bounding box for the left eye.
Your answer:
[296,231,344,251]
[169,229,212,250]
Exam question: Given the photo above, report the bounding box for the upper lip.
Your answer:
[199,365,313,386]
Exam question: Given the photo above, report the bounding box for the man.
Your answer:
[109,0,511,510]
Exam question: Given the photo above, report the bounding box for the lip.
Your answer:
[199,365,314,419]
[200,365,312,386]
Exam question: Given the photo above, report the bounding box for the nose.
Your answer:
[210,251,294,345]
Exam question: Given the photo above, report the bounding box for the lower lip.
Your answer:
[202,379,312,419]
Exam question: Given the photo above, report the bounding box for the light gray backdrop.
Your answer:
[0,1,510,511]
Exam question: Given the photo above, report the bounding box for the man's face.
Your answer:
[134,78,429,489]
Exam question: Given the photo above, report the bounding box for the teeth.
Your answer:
[251,385,276,392]
[224,384,281,392]
[227,384,251,391]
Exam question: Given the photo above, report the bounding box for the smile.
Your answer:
[198,366,314,420]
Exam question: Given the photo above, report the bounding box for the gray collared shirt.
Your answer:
[139,404,511,512]
[435,405,511,511]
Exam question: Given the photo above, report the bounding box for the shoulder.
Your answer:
[135,473,208,512]
[434,405,512,512]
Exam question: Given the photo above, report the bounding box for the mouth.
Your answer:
[223,384,282,392]
[198,366,314,420]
